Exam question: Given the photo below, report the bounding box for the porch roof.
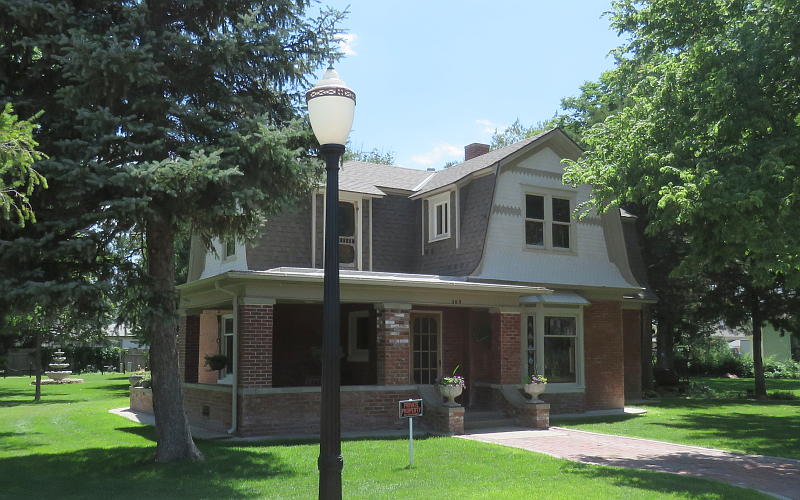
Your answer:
[227,267,552,295]
[519,292,591,306]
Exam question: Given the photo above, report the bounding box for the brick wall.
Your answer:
[416,175,494,276]
[198,311,220,384]
[584,300,625,410]
[490,312,521,384]
[177,315,187,382]
[540,392,586,414]
[183,386,232,433]
[246,199,312,270]
[623,308,643,402]
[371,195,418,273]
[184,315,200,383]
[238,388,418,436]
[376,308,411,385]
[238,304,274,388]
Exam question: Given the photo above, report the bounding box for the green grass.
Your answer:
[0,374,769,499]
[555,378,800,460]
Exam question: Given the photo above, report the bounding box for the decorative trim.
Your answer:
[504,165,564,181]
[492,204,522,217]
[306,86,356,103]
[241,297,276,306]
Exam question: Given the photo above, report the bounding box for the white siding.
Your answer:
[474,147,638,290]
[199,238,249,279]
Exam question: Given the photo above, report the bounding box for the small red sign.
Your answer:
[399,399,423,418]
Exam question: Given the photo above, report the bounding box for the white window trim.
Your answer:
[347,310,370,362]
[427,191,451,242]
[321,193,363,270]
[521,304,585,391]
[222,238,236,262]
[218,314,235,385]
[522,189,576,253]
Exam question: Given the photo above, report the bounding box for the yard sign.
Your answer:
[398,399,423,466]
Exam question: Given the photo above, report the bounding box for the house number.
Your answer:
[451,298,462,304]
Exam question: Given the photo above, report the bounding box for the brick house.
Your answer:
[172,128,654,436]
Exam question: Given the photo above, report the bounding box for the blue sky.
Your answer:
[319,1,622,170]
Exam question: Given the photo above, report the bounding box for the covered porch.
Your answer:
[172,268,597,436]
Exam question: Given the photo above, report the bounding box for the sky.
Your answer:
[318,1,623,170]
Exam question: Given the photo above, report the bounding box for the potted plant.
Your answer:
[524,374,548,402]
[436,365,466,407]
[129,366,145,387]
[204,354,228,372]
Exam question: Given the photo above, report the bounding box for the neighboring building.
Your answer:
[173,128,654,436]
[715,324,800,362]
[106,324,148,372]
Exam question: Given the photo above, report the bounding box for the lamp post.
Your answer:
[306,66,356,500]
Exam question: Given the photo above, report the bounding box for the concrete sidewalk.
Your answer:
[459,427,800,500]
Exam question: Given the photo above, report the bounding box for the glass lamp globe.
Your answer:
[305,67,356,146]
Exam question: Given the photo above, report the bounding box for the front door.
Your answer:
[411,313,441,384]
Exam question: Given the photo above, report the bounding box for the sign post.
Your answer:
[398,399,423,467]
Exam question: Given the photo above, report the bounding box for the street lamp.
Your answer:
[306,65,356,500]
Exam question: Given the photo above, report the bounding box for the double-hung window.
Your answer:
[223,238,236,259]
[525,310,583,387]
[427,192,451,241]
[524,193,573,250]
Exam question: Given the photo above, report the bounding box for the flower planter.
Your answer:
[438,384,463,407]
[129,374,144,387]
[523,383,547,403]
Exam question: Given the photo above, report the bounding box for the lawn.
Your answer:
[0,374,769,500]
[555,377,800,460]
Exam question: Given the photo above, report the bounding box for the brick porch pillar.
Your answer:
[183,315,200,383]
[490,310,522,384]
[584,300,625,410]
[376,303,411,385]
[238,299,275,389]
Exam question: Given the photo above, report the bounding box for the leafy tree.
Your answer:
[0,103,46,226]
[2,1,342,461]
[343,146,396,165]
[564,0,800,397]
[490,118,551,150]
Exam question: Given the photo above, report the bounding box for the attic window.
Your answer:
[427,192,450,242]
[224,238,236,258]
[525,193,573,250]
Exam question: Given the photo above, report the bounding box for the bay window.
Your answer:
[524,308,583,387]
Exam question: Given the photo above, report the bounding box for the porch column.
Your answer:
[376,303,411,385]
[177,314,200,383]
[490,309,522,384]
[238,298,275,389]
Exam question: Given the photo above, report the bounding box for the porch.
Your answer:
[172,268,631,436]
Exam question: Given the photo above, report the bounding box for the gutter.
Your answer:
[214,281,239,435]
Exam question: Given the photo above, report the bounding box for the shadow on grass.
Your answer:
[553,413,641,426]
[561,461,770,499]
[86,381,133,397]
[0,444,297,499]
[0,431,44,452]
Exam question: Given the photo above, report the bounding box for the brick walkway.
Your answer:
[460,427,800,499]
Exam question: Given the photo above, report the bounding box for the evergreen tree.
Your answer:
[1,1,343,461]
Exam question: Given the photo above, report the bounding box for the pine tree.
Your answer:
[1,1,342,461]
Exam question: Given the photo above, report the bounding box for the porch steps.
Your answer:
[463,409,517,431]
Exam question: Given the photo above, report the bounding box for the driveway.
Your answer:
[460,427,800,500]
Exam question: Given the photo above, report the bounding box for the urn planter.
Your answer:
[524,383,547,403]
[438,384,463,407]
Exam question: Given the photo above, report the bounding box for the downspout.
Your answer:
[215,280,239,434]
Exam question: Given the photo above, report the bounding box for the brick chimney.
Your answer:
[465,143,490,161]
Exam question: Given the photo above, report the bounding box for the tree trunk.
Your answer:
[750,294,767,399]
[146,213,203,462]
[34,332,41,402]
[655,314,675,371]
[641,305,654,390]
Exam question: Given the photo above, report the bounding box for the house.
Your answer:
[715,324,800,362]
[169,128,654,436]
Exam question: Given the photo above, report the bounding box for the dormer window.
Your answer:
[525,193,573,250]
[428,192,451,242]
[224,238,236,259]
